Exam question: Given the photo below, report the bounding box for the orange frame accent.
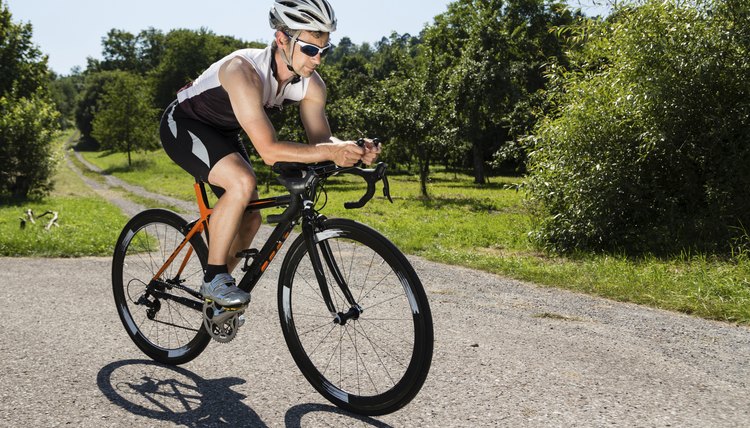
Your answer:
[148,182,291,283]
[150,183,212,281]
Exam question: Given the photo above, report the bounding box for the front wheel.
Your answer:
[278,219,433,416]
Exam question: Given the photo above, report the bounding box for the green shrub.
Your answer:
[527,0,750,254]
[0,2,60,199]
[0,94,60,199]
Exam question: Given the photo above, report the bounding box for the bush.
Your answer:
[0,92,60,198]
[0,2,60,199]
[527,0,750,254]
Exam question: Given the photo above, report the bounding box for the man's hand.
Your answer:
[330,141,365,167]
[360,138,382,166]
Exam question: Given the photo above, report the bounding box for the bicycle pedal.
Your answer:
[235,248,258,259]
[236,248,259,272]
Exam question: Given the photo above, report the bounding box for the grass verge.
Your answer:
[0,131,128,257]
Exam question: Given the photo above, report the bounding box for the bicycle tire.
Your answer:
[112,209,210,365]
[278,218,433,416]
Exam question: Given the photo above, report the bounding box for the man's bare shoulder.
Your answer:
[219,56,262,90]
[304,71,327,103]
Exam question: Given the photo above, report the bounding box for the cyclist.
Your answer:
[159,0,380,307]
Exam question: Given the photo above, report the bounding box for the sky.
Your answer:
[6,0,611,76]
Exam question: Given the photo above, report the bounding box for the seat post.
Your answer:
[194,179,212,218]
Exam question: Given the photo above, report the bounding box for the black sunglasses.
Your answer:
[285,33,332,58]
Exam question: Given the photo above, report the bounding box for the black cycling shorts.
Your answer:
[159,100,252,198]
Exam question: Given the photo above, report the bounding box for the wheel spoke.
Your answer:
[281,222,432,413]
[114,214,207,363]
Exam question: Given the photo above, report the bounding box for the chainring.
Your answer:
[202,300,244,344]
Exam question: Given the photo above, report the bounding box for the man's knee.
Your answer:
[224,172,257,203]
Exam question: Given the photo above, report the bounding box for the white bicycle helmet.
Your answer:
[269,0,337,33]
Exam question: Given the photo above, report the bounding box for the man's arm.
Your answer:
[219,57,363,166]
[299,72,335,145]
[300,72,381,165]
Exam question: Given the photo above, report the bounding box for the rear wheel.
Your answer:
[112,209,210,365]
[278,219,433,415]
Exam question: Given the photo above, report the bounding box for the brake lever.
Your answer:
[382,174,393,204]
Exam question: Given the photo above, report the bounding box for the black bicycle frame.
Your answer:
[233,194,359,317]
[154,162,390,319]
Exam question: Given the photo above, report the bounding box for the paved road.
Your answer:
[1,255,749,427]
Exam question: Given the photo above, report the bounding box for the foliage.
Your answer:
[0,2,49,99]
[370,34,457,197]
[91,71,160,166]
[0,1,59,199]
[0,94,60,199]
[74,70,121,148]
[86,27,166,75]
[49,69,84,129]
[423,0,574,183]
[150,28,262,109]
[527,0,750,254]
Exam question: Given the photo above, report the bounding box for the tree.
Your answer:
[0,1,59,199]
[319,37,377,139]
[92,71,159,166]
[0,3,48,99]
[100,29,139,72]
[150,28,259,109]
[49,68,84,129]
[136,28,166,74]
[370,33,455,197]
[527,0,750,254]
[74,70,120,148]
[423,0,574,182]
[92,27,166,75]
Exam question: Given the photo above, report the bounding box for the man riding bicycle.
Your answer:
[159,0,379,308]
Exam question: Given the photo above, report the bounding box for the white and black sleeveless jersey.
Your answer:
[176,45,310,131]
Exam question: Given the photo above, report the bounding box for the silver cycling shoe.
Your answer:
[200,273,250,307]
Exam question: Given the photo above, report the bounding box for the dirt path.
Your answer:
[69,148,196,215]
[64,145,147,218]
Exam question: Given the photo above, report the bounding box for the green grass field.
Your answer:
[77,148,750,324]
[0,131,129,257]
[2,141,745,323]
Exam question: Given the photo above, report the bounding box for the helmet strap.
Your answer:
[279,32,301,82]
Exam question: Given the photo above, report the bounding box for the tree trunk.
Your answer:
[472,140,485,184]
[419,158,430,199]
[11,176,30,199]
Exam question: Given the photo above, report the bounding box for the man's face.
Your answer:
[289,30,331,77]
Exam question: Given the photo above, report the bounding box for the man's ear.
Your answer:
[275,30,289,47]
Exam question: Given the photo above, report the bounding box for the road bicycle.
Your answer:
[111,155,434,416]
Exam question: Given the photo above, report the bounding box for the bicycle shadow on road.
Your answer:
[97,359,265,427]
[284,403,393,428]
[97,360,393,427]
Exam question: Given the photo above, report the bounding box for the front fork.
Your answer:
[301,202,363,325]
